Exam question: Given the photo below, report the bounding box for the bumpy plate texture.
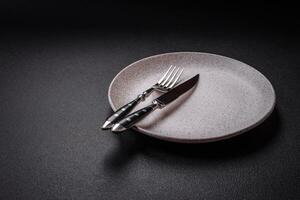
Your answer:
[108,52,275,143]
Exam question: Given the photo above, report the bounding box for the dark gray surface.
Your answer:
[0,27,299,200]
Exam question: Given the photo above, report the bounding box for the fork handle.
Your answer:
[111,100,161,133]
[102,87,154,129]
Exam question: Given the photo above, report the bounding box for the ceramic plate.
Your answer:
[108,52,276,143]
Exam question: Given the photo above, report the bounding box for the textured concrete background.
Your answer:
[0,1,299,199]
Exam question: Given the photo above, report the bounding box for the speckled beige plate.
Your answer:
[108,52,276,143]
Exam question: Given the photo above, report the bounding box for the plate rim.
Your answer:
[107,51,276,143]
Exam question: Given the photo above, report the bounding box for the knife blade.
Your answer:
[111,74,199,133]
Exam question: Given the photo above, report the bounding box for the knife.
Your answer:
[111,74,199,133]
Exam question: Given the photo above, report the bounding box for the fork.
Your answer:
[102,65,184,129]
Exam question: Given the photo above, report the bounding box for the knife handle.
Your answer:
[111,100,161,133]
[102,87,154,129]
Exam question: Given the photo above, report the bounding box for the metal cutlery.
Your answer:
[111,74,199,133]
[102,65,184,129]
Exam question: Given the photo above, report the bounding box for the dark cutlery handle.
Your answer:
[102,88,154,129]
[112,101,160,133]
[104,99,139,127]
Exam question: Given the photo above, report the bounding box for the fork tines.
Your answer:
[158,65,184,89]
